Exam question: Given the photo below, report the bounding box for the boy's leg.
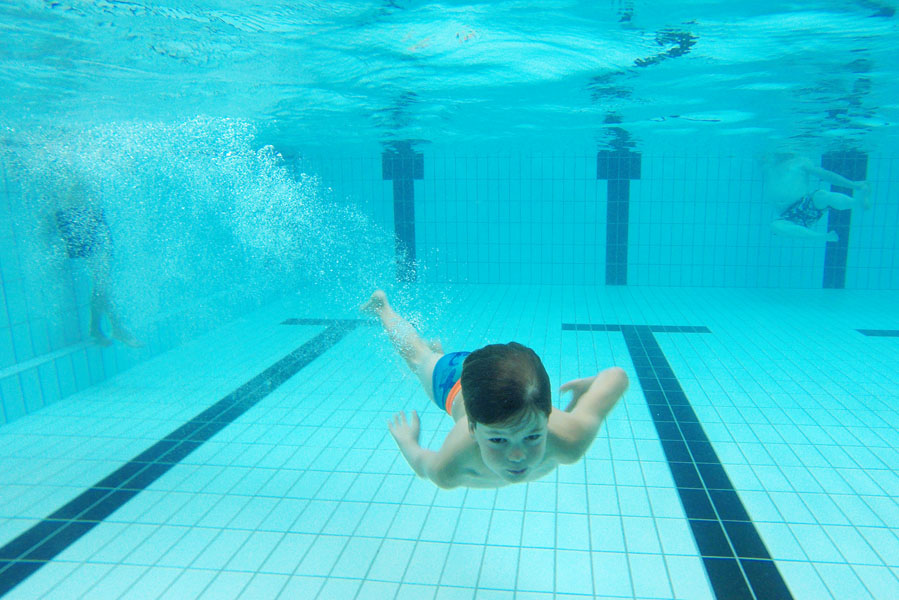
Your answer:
[362,290,442,401]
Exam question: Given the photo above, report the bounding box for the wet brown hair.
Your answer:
[461,342,551,428]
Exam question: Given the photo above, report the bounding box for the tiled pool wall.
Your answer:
[1,152,897,425]
[305,151,898,288]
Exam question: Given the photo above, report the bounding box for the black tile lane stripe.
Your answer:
[821,151,867,290]
[597,150,641,286]
[0,318,368,598]
[857,329,899,337]
[563,323,794,600]
[382,143,423,282]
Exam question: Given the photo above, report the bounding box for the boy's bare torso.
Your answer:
[438,406,581,489]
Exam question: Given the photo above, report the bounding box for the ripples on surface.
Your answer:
[0,1,896,151]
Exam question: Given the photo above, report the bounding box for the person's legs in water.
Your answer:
[361,290,443,402]
[771,193,839,242]
[812,186,870,211]
[87,252,142,348]
[771,185,872,242]
[770,218,838,242]
[89,290,113,346]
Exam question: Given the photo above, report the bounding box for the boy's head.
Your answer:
[461,342,551,427]
[461,342,552,480]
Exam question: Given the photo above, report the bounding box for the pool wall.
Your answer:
[305,152,898,288]
[1,152,897,426]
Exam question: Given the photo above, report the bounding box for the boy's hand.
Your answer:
[388,411,437,480]
[560,376,597,412]
[388,411,421,447]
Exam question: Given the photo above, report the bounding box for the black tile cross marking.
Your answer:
[563,323,795,600]
[0,318,368,598]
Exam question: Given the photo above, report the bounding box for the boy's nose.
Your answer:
[507,447,525,462]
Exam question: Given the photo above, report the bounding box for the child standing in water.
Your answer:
[53,181,142,348]
[361,290,628,489]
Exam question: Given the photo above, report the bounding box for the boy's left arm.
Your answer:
[553,367,629,463]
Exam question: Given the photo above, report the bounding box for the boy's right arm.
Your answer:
[388,411,467,489]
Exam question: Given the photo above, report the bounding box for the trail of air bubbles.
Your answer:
[5,117,433,340]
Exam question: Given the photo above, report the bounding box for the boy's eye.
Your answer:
[488,438,507,444]
[526,434,542,441]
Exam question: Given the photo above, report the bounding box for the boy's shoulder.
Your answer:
[429,420,486,487]
[545,408,602,465]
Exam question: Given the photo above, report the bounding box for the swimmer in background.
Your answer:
[764,152,871,242]
[52,181,142,348]
[361,290,628,489]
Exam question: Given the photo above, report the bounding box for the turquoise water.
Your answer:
[0,2,898,599]
[2,1,897,153]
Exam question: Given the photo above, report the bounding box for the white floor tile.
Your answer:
[0,286,895,600]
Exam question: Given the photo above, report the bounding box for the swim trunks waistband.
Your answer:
[445,380,463,415]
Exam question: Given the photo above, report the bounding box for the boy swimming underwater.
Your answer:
[362,290,628,489]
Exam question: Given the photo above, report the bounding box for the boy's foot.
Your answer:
[429,338,444,353]
[826,230,839,243]
[360,290,388,316]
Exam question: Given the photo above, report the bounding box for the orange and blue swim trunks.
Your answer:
[431,351,470,415]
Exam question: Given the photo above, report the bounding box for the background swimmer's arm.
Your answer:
[554,367,629,463]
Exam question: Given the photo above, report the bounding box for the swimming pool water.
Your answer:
[1,2,898,599]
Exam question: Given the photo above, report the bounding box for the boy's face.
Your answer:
[471,410,548,482]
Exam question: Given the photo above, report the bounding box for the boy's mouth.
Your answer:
[507,468,527,476]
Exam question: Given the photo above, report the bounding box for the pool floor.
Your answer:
[0,285,897,600]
